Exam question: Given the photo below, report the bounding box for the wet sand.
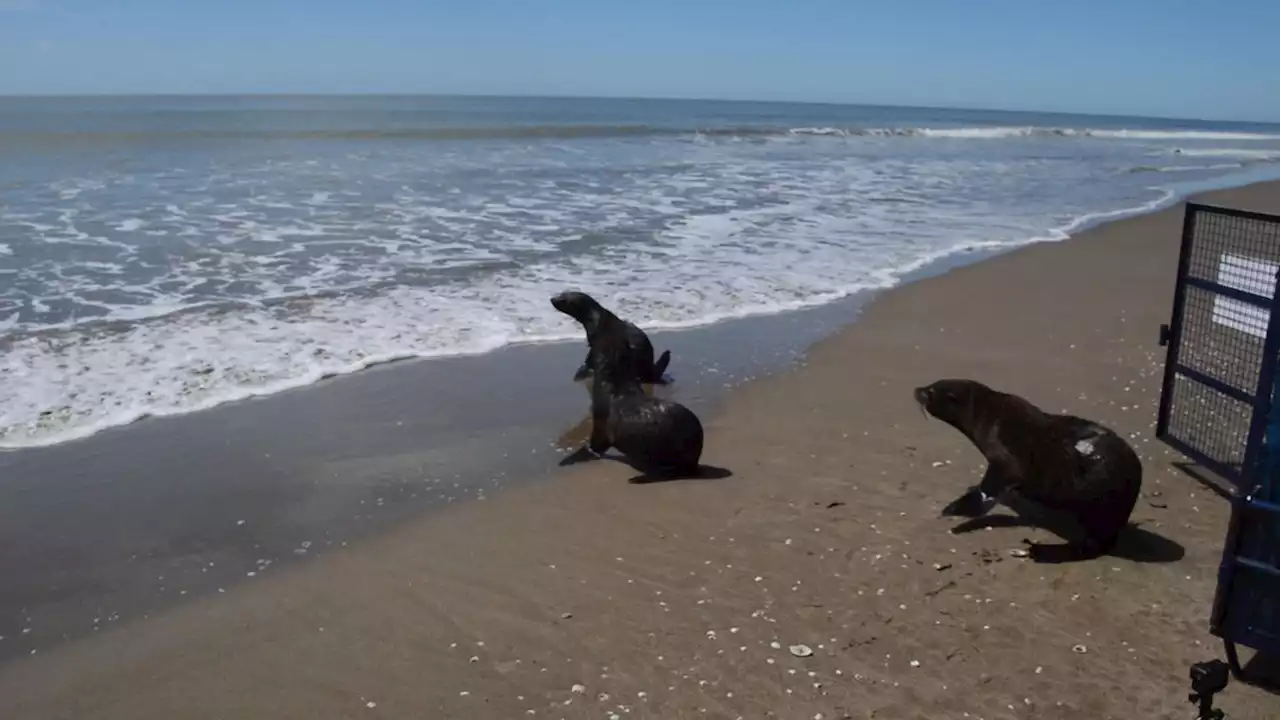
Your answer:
[2,182,1280,718]
[0,242,1002,667]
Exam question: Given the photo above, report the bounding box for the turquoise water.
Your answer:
[2,95,1280,447]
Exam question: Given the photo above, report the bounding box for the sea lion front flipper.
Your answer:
[572,348,595,382]
[942,459,1018,517]
[1019,536,1107,564]
[976,451,1021,497]
[941,486,996,518]
[559,445,598,467]
[1020,538,1080,564]
[588,422,612,456]
[587,394,613,457]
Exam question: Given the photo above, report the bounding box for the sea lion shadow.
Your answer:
[557,447,732,484]
[949,513,1186,564]
[624,462,733,485]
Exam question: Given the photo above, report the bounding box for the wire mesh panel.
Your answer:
[1156,203,1280,669]
[1157,203,1280,486]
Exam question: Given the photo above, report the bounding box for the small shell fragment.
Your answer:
[1009,548,1030,558]
[571,684,586,694]
[789,644,814,657]
[1072,644,1088,654]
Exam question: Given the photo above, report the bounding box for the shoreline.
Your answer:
[7,164,1279,453]
[2,180,1280,717]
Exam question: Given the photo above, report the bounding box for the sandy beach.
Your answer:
[3,181,1280,719]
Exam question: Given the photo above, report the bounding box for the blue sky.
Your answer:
[1,0,1277,121]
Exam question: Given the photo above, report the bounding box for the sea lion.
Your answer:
[914,378,1143,563]
[550,290,671,385]
[560,326,702,478]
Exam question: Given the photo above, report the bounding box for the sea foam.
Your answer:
[2,111,1279,448]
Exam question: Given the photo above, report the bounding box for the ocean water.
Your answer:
[2,95,1280,449]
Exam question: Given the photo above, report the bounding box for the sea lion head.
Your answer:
[913,378,991,434]
[550,290,603,328]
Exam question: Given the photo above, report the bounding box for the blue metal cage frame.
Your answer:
[1156,201,1280,681]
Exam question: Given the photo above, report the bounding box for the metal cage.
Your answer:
[1156,201,1280,681]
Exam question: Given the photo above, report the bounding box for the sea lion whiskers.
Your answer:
[913,387,930,419]
[914,380,985,445]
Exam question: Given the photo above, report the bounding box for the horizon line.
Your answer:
[0,91,1275,127]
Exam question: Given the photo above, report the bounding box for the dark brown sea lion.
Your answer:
[914,378,1143,563]
[559,324,702,479]
[550,290,671,385]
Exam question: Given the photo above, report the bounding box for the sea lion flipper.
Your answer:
[651,350,671,383]
[941,486,995,518]
[588,403,612,456]
[977,449,1021,494]
[1019,537,1104,564]
[939,461,1016,517]
[572,348,595,381]
[559,445,598,467]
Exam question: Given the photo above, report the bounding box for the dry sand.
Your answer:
[3,183,1280,719]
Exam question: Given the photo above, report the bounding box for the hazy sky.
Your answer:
[1,0,1276,121]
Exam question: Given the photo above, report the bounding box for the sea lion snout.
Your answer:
[913,386,932,409]
[550,290,597,324]
[914,382,956,418]
[913,378,986,425]
[549,291,573,313]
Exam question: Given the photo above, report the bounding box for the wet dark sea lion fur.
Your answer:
[914,378,1143,563]
[560,324,702,479]
[550,290,671,385]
